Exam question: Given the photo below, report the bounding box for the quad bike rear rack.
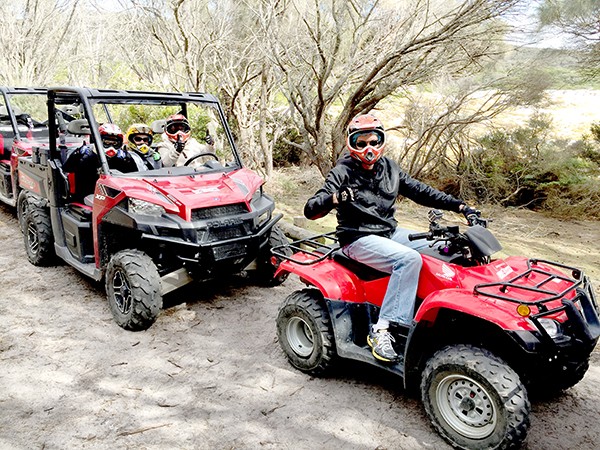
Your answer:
[475,259,600,343]
[272,231,339,265]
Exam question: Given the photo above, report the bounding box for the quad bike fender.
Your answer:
[415,288,536,331]
[275,259,367,302]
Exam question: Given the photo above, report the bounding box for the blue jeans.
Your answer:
[342,228,429,326]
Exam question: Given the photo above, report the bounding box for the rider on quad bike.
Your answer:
[304,113,478,362]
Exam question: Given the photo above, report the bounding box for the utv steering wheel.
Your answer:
[184,152,220,167]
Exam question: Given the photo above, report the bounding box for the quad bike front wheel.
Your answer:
[255,225,291,286]
[24,205,55,266]
[421,345,530,449]
[105,250,162,331]
[276,288,336,376]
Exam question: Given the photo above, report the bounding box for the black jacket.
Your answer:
[304,153,464,246]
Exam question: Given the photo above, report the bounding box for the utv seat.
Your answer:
[332,249,389,281]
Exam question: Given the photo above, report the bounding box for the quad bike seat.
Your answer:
[332,249,389,281]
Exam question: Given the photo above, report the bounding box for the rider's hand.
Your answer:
[336,185,355,204]
[205,134,214,146]
[175,136,185,153]
[461,205,480,223]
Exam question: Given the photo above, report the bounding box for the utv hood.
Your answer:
[109,167,264,221]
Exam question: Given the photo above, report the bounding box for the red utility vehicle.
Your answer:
[18,87,287,331]
[273,210,599,449]
[0,86,82,221]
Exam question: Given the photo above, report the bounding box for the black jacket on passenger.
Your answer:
[304,153,464,246]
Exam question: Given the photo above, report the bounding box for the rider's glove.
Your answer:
[175,136,185,153]
[205,134,214,146]
[336,185,355,204]
[461,205,480,223]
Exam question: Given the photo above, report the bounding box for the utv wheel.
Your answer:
[105,250,162,331]
[24,205,55,266]
[421,345,530,449]
[255,225,291,286]
[17,190,31,233]
[276,288,336,375]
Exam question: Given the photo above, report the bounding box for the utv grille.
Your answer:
[207,226,246,242]
[191,203,248,220]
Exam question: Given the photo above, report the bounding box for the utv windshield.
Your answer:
[88,98,241,176]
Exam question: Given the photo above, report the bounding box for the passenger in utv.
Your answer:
[63,123,137,202]
[304,114,478,363]
[158,113,214,167]
[125,123,162,170]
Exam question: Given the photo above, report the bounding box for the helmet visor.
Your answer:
[102,135,123,149]
[166,121,191,135]
[348,129,385,151]
[131,134,152,145]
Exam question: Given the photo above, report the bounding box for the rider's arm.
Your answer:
[397,170,464,212]
[158,139,179,167]
[304,167,345,220]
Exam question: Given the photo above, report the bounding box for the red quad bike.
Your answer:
[0,86,83,224]
[18,87,288,331]
[272,210,599,449]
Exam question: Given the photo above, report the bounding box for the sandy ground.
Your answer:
[1,199,600,450]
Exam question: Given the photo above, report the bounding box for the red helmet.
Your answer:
[98,123,124,158]
[346,114,386,166]
[165,114,191,144]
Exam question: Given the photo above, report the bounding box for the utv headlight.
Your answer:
[128,198,165,217]
[538,318,561,339]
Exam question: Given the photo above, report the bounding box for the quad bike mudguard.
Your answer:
[276,257,388,304]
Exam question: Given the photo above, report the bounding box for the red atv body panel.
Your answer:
[277,253,577,331]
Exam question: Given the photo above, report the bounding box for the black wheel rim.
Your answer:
[112,269,132,315]
[27,222,39,256]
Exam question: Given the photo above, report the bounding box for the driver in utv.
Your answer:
[304,114,479,363]
[158,114,215,167]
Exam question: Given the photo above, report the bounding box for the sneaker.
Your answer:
[367,327,399,362]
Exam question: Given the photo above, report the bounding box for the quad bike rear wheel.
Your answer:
[421,345,530,449]
[105,250,162,331]
[255,225,291,286]
[276,288,336,375]
[24,205,55,266]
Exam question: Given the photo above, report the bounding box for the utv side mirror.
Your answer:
[151,119,166,134]
[66,118,91,135]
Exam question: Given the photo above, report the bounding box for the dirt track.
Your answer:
[1,202,600,450]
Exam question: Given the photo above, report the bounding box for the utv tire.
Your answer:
[17,190,31,233]
[421,345,530,449]
[24,205,55,266]
[255,225,291,286]
[276,288,336,376]
[105,250,162,331]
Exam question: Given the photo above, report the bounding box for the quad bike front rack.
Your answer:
[475,259,600,344]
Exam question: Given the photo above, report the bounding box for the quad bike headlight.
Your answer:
[537,318,561,339]
[128,198,166,217]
